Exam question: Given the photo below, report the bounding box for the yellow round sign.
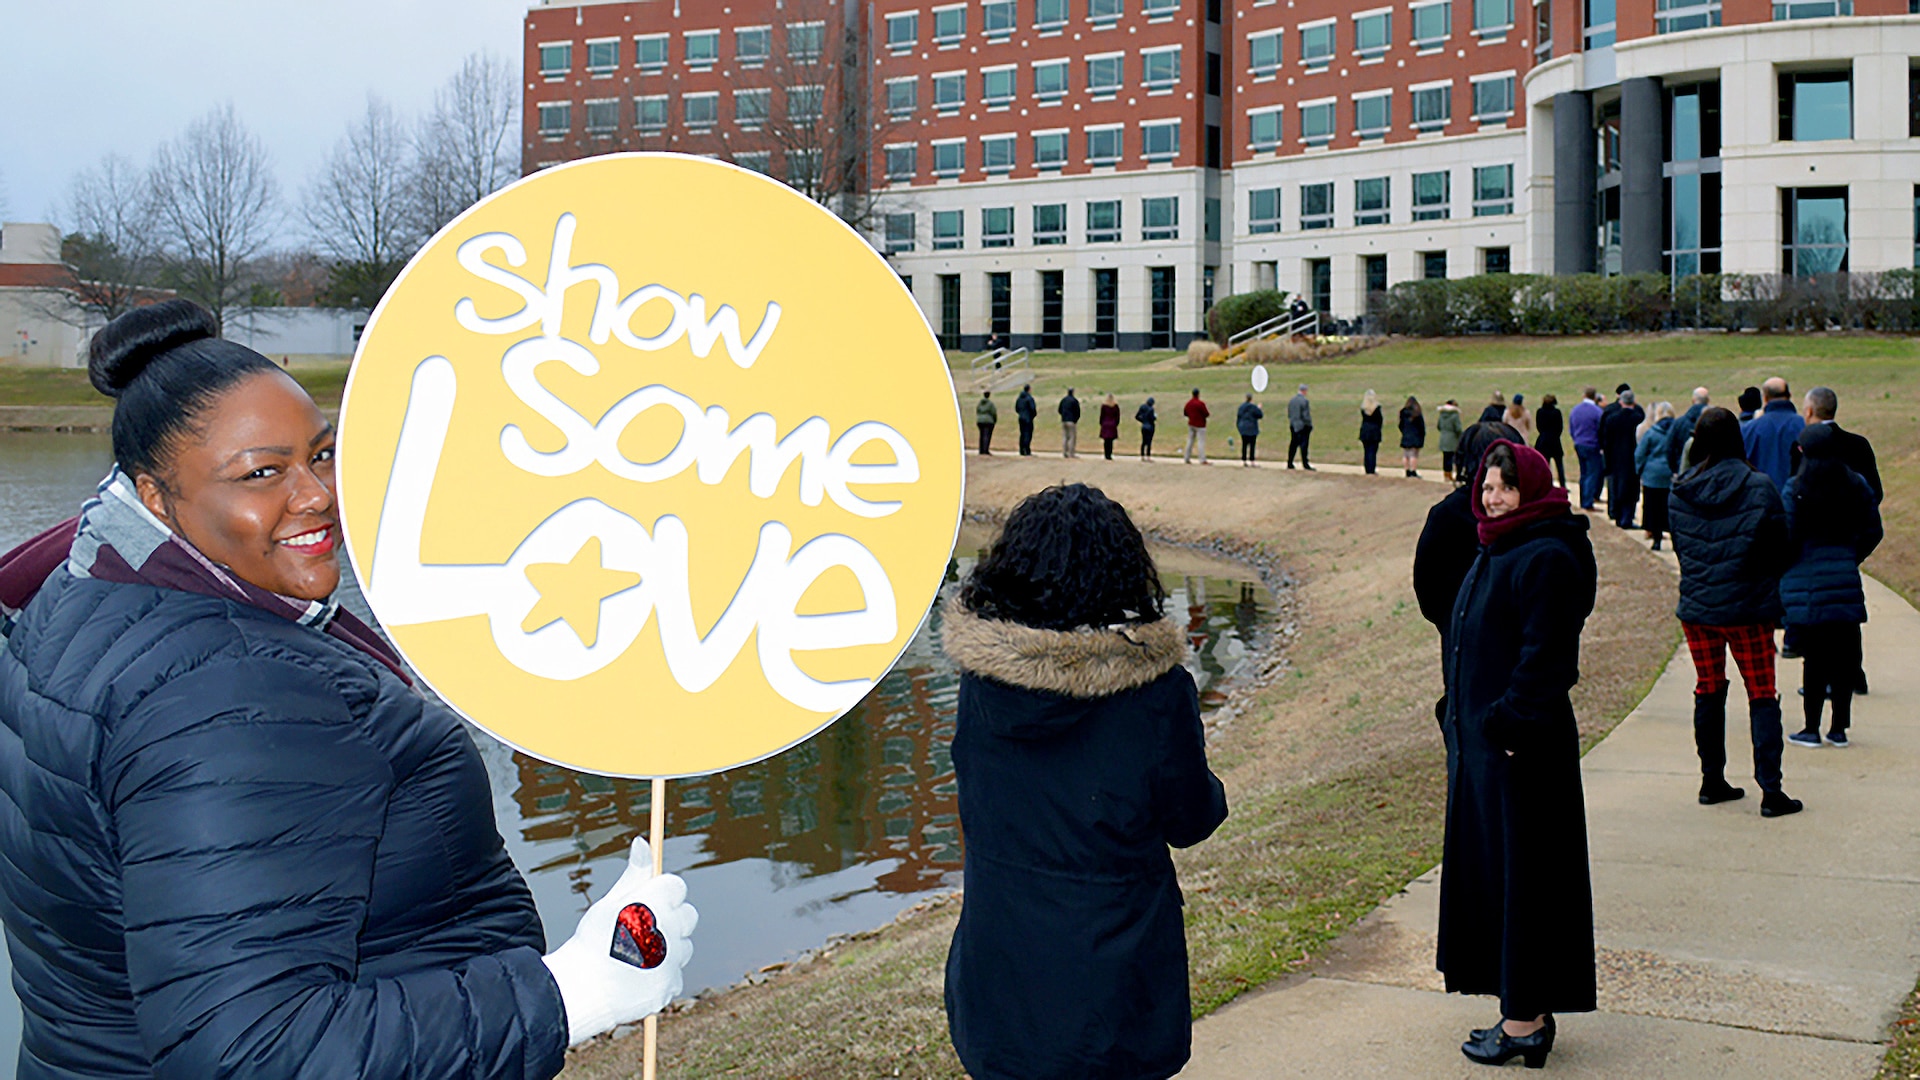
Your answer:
[338,154,963,778]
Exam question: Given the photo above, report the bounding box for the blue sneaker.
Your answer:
[1787,729,1823,749]
[1826,730,1849,748]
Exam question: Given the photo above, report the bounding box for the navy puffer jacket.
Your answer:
[1667,459,1789,627]
[0,570,566,1078]
[1779,468,1882,626]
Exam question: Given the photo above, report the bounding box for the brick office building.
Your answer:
[525,0,1920,346]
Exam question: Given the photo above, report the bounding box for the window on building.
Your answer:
[584,99,618,133]
[1782,187,1848,275]
[983,67,1017,105]
[1249,108,1283,150]
[736,26,771,63]
[1035,60,1069,98]
[934,72,966,110]
[1667,82,1724,280]
[1413,83,1451,129]
[1354,11,1391,57]
[1143,47,1182,88]
[1355,176,1390,225]
[934,5,967,41]
[1655,0,1720,32]
[886,212,916,254]
[887,78,917,116]
[1300,100,1336,145]
[1205,196,1222,241]
[635,95,668,131]
[1146,0,1181,14]
[1301,182,1334,228]
[1092,267,1119,347]
[886,144,917,181]
[1250,188,1282,233]
[685,30,720,65]
[1249,31,1283,74]
[539,43,572,77]
[1355,92,1391,137]
[1536,0,1553,56]
[989,272,1012,336]
[1422,250,1449,279]
[1912,67,1920,138]
[1413,170,1451,219]
[1913,185,1919,266]
[1142,196,1179,240]
[1090,0,1124,20]
[586,39,618,72]
[983,134,1016,172]
[734,151,771,174]
[1412,1,1451,47]
[684,92,719,128]
[537,101,571,135]
[1034,203,1068,244]
[786,21,826,61]
[1472,164,1514,215]
[735,88,771,125]
[1774,0,1851,16]
[886,12,918,48]
[981,207,1015,247]
[1364,254,1389,309]
[1088,54,1125,94]
[1779,71,1851,141]
[1300,22,1336,68]
[1088,199,1123,242]
[1034,131,1068,168]
[933,209,964,249]
[984,0,1017,34]
[635,34,668,70]
[1142,120,1180,160]
[939,274,961,346]
[787,85,824,123]
[1088,125,1124,163]
[1477,0,1516,34]
[1483,247,1512,274]
[934,139,966,176]
[1041,270,1064,348]
[1473,75,1515,121]
[1584,0,1614,47]
[1038,0,1070,27]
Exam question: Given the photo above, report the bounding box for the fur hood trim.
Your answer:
[941,600,1187,698]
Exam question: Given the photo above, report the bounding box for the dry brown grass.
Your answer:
[566,459,1678,1078]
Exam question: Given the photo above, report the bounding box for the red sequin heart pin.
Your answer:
[611,902,668,969]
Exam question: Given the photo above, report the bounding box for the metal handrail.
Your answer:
[1227,313,1290,348]
[970,347,1030,392]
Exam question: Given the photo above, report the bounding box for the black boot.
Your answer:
[1463,1015,1555,1069]
[1693,689,1743,804]
[1762,790,1804,817]
[1750,695,1787,800]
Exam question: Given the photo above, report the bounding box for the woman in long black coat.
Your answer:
[943,483,1228,1080]
[1440,440,1597,1069]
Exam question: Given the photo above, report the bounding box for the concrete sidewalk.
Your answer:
[1180,574,1920,1078]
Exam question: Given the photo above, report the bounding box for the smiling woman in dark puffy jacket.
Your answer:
[0,300,694,1078]
[942,483,1227,1080]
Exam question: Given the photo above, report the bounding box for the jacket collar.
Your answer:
[941,600,1186,698]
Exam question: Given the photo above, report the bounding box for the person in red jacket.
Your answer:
[1098,393,1122,460]
[1183,388,1210,465]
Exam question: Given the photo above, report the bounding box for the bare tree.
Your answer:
[412,53,521,238]
[148,104,281,334]
[304,97,415,307]
[40,155,162,326]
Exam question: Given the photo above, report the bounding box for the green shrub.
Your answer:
[1208,289,1290,345]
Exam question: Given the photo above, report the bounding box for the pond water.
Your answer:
[0,431,1275,1071]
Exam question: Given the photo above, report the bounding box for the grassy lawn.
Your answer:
[0,359,352,412]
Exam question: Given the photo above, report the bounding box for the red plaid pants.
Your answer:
[1682,622,1778,701]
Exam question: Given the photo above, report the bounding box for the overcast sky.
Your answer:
[0,0,532,240]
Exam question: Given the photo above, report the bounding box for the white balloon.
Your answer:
[1251,365,1270,394]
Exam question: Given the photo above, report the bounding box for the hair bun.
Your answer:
[88,299,218,397]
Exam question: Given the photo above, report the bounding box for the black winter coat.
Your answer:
[1779,468,1882,627]
[1399,407,1426,449]
[1668,459,1790,627]
[1439,513,1597,1019]
[1414,485,1479,658]
[1015,390,1038,421]
[942,607,1226,1080]
[1059,395,1082,423]
[1534,403,1564,457]
[1358,407,1385,445]
[1601,405,1644,474]
[0,570,564,1079]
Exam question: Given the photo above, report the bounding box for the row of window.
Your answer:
[885,49,1185,116]
[884,197,1202,253]
[884,0,1188,50]
[537,24,826,77]
[1244,76,1516,149]
[1244,0,1515,75]
[535,89,826,136]
[1245,166,1515,232]
[883,121,1184,178]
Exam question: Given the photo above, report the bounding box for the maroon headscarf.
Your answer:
[1472,439,1571,546]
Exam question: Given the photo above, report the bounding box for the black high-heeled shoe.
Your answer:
[1462,1014,1555,1068]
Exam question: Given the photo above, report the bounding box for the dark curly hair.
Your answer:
[960,483,1166,631]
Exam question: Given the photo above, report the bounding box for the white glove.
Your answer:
[541,837,698,1047]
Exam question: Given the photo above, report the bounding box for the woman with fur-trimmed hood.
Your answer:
[942,483,1228,1080]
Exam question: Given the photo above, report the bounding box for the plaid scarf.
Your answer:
[0,469,410,686]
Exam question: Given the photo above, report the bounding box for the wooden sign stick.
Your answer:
[643,776,667,1080]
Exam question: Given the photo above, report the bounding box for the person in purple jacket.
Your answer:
[1568,386,1605,511]
[1742,377,1806,490]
